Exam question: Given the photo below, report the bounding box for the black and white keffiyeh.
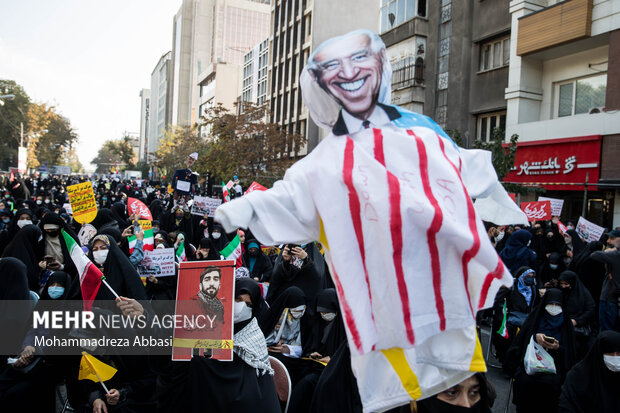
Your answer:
[234,318,273,376]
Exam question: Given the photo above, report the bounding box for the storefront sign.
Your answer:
[505,136,601,190]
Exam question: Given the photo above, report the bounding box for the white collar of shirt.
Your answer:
[341,105,391,133]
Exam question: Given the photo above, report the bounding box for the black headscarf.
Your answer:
[195,238,220,260]
[68,234,147,301]
[499,229,537,275]
[259,286,306,336]
[559,331,620,412]
[558,270,596,328]
[90,208,120,232]
[40,212,78,278]
[2,224,44,291]
[565,229,586,256]
[304,288,347,357]
[208,223,229,252]
[110,201,129,229]
[149,199,164,222]
[504,288,576,377]
[0,208,35,253]
[0,258,32,357]
[236,277,268,321]
[39,271,72,300]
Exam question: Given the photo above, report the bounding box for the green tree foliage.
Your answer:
[91,137,136,174]
[197,103,306,187]
[153,124,205,179]
[35,113,78,168]
[0,80,31,170]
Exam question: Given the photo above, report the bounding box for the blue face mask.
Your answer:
[524,276,536,286]
[1,217,9,223]
[48,286,65,299]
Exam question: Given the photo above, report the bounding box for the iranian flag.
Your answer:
[496,300,509,339]
[128,229,154,254]
[222,181,231,203]
[176,242,186,262]
[62,229,102,311]
[220,232,243,267]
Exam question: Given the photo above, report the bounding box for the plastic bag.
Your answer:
[524,335,556,375]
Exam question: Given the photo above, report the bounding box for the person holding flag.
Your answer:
[219,230,244,268]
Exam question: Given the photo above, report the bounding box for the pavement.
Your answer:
[478,324,517,413]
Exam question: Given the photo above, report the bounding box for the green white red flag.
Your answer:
[222,181,231,202]
[496,300,509,339]
[62,229,102,311]
[128,229,154,254]
[176,242,186,262]
[220,232,243,267]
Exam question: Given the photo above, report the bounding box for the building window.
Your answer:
[392,56,423,89]
[479,37,510,72]
[380,0,426,34]
[555,73,606,117]
[477,111,506,142]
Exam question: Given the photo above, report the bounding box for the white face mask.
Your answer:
[603,355,620,372]
[494,231,505,242]
[233,301,252,323]
[17,219,32,228]
[156,243,165,249]
[545,304,563,317]
[93,249,109,265]
[321,312,336,322]
[212,232,221,240]
[289,305,306,319]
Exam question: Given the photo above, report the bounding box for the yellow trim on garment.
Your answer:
[469,331,487,372]
[319,217,330,251]
[172,338,234,349]
[381,348,422,400]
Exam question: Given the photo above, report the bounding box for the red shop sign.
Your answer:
[504,135,601,190]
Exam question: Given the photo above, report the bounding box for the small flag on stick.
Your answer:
[78,351,117,394]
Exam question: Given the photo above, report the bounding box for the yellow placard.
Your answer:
[138,220,152,230]
[172,338,234,349]
[167,184,174,194]
[67,182,98,224]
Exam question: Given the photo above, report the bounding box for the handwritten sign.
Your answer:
[245,181,268,194]
[128,197,153,221]
[137,248,175,277]
[538,196,564,216]
[520,201,552,222]
[172,260,235,362]
[190,196,222,217]
[138,220,152,231]
[576,216,605,242]
[67,182,97,224]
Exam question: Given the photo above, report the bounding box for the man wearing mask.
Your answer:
[591,230,620,332]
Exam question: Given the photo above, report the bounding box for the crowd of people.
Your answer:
[0,170,618,413]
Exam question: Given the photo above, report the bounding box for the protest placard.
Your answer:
[137,248,175,277]
[138,220,152,231]
[67,181,97,224]
[576,216,606,242]
[190,196,222,217]
[172,260,235,361]
[128,197,153,220]
[538,196,564,216]
[77,224,97,247]
[520,201,552,221]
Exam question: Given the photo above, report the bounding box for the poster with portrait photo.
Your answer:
[172,260,235,361]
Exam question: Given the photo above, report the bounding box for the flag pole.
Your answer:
[85,357,111,395]
[101,276,121,300]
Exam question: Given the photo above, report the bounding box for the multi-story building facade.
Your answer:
[149,51,172,159]
[379,0,512,146]
[241,38,270,108]
[268,0,379,155]
[505,0,620,227]
[138,89,151,163]
[196,0,271,134]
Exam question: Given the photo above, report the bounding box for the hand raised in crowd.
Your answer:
[121,226,133,239]
[147,275,158,284]
[14,345,35,367]
[282,246,291,261]
[116,296,144,318]
[105,389,121,406]
[93,398,108,413]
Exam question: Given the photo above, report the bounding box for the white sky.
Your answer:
[0,0,182,171]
